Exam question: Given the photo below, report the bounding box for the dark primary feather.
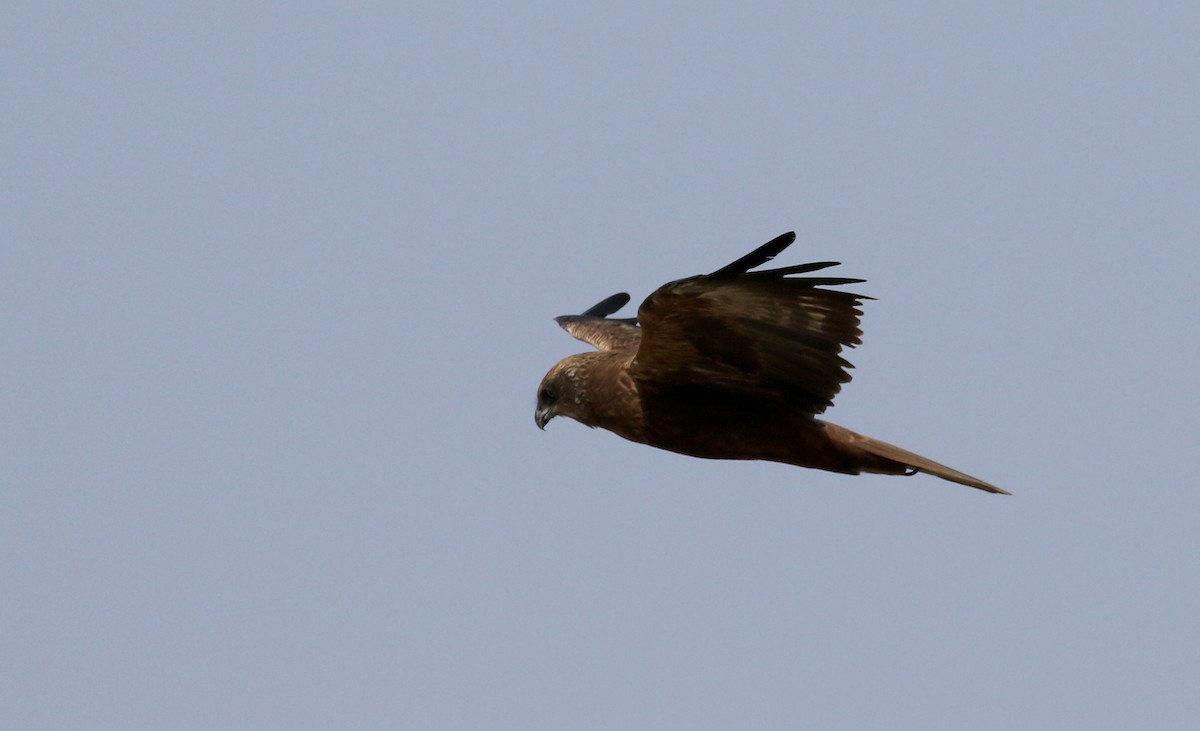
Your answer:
[744,261,842,276]
[706,231,797,278]
[581,292,631,318]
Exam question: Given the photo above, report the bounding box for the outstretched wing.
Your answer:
[554,292,642,352]
[630,232,869,415]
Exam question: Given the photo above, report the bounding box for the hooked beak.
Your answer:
[534,406,553,430]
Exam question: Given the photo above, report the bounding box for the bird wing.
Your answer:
[554,292,642,352]
[629,232,869,416]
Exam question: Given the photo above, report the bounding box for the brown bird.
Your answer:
[535,232,1008,494]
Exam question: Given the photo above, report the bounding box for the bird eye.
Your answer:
[540,387,556,403]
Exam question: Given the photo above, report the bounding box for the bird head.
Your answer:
[534,357,591,429]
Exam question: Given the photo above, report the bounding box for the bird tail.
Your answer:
[822,422,1009,495]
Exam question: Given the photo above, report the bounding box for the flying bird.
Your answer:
[535,232,1008,494]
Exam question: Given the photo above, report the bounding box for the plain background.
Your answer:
[3,3,1198,729]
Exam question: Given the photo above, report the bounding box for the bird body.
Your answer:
[535,232,1007,495]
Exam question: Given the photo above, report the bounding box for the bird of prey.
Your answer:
[534,232,1008,494]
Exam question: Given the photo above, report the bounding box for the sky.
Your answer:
[3,2,1199,729]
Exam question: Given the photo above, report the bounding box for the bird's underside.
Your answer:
[535,232,1008,495]
[633,381,1005,492]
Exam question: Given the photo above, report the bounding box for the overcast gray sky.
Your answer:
[4,2,1199,729]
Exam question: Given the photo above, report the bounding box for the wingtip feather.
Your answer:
[707,232,798,278]
[580,292,631,317]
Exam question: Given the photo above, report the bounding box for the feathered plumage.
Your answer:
[535,232,1007,494]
